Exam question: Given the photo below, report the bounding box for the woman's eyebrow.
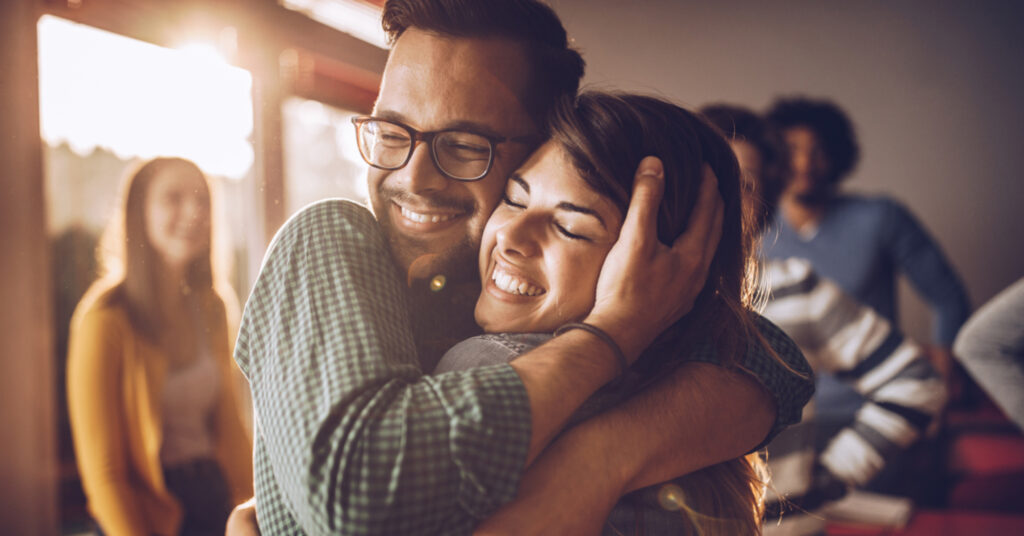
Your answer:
[556,202,607,229]
[510,174,530,193]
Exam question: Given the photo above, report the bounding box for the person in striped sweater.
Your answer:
[702,104,948,535]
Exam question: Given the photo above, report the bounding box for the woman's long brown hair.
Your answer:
[549,91,776,535]
[95,157,220,342]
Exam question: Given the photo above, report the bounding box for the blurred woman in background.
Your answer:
[67,157,252,535]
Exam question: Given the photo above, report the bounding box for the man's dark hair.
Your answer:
[701,103,789,230]
[382,0,585,127]
[766,96,860,185]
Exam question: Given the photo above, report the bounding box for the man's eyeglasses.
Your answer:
[351,116,538,182]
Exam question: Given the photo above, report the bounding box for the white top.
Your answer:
[159,347,220,466]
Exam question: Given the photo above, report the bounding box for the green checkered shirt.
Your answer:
[235,199,812,535]
[235,200,531,535]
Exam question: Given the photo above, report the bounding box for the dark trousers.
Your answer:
[163,458,233,536]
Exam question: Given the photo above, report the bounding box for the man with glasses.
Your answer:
[232,1,812,534]
[352,116,539,182]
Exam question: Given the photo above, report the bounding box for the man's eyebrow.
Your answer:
[444,120,505,138]
[373,110,504,138]
[510,174,530,193]
[374,109,410,125]
[556,202,607,229]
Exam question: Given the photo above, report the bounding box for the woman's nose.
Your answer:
[496,213,541,259]
[181,195,206,225]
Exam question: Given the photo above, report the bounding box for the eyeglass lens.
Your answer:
[357,119,492,180]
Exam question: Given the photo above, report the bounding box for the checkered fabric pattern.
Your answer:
[234,200,531,536]
[740,313,816,449]
[435,317,814,535]
[636,312,815,451]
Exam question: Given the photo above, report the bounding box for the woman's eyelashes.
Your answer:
[554,222,590,241]
[500,192,526,209]
[500,188,595,242]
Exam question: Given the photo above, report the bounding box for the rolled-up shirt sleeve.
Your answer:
[235,200,531,536]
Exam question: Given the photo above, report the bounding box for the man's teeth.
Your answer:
[401,206,456,223]
[492,268,545,296]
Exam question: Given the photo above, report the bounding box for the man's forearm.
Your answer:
[238,201,535,534]
[510,330,621,463]
[593,361,775,492]
[474,361,776,536]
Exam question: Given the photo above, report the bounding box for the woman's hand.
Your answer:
[586,156,724,362]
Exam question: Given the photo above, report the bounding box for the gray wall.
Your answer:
[551,0,1024,343]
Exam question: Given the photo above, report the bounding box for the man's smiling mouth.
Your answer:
[400,206,459,224]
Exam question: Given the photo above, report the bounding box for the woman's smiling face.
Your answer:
[475,141,623,333]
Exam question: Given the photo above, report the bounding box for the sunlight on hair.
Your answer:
[656,482,760,536]
[37,15,254,180]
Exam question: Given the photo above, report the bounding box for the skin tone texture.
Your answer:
[476,166,771,535]
[475,142,623,334]
[228,29,776,536]
[368,28,537,283]
[144,166,210,279]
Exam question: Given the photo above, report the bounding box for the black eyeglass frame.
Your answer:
[351,115,539,182]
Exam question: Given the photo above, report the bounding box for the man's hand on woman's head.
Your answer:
[586,156,724,363]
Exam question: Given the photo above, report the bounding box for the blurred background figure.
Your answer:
[954,277,1024,433]
[704,104,947,534]
[764,96,970,346]
[762,96,970,491]
[66,157,253,536]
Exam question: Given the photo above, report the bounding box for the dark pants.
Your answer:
[163,458,233,536]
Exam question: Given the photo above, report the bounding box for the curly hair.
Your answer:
[766,96,860,185]
[382,0,585,128]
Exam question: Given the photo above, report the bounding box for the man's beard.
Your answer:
[370,185,482,283]
[392,227,485,371]
[792,181,836,206]
[370,185,489,368]
[397,231,481,289]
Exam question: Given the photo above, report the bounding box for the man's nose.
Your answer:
[791,151,811,173]
[394,141,449,195]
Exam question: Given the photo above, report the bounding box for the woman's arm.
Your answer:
[66,306,148,535]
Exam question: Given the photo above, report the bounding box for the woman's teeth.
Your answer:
[401,206,456,223]
[492,268,545,296]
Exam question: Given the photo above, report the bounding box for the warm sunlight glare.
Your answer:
[37,15,254,179]
[280,0,386,49]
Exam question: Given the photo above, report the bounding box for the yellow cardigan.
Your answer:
[67,286,253,536]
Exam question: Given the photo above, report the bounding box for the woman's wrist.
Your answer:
[580,312,649,365]
[554,322,629,377]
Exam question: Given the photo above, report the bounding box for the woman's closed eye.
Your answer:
[554,221,591,242]
[501,192,526,209]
